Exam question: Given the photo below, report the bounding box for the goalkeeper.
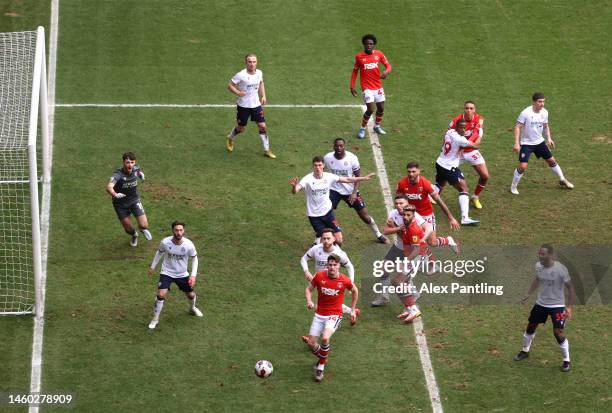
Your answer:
[106,151,152,247]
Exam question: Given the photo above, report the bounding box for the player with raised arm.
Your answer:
[324,138,387,244]
[435,119,481,225]
[510,92,573,194]
[300,228,360,324]
[350,33,392,139]
[304,254,358,382]
[106,152,152,247]
[514,244,576,372]
[396,161,460,246]
[448,101,489,209]
[147,221,202,330]
[290,156,375,246]
[226,54,276,159]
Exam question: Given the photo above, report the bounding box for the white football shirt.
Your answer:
[305,244,352,272]
[157,236,198,278]
[436,129,472,170]
[230,69,263,108]
[517,106,548,146]
[298,172,340,217]
[388,209,425,249]
[535,261,571,308]
[324,151,361,195]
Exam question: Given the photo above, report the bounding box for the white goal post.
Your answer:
[0,27,50,316]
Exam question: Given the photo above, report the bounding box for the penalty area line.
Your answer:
[362,106,444,413]
[54,103,362,109]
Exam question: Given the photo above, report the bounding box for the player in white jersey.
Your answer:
[300,228,359,323]
[514,244,576,372]
[324,138,387,244]
[226,54,276,159]
[434,119,481,226]
[290,156,375,246]
[147,221,202,329]
[510,92,574,194]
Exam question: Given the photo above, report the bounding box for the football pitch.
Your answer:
[1,1,611,412]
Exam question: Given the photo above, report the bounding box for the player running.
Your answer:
[514,244,576,372]
[290,156,375,246]
[300,228,359,324]
[350,33,392,139]
[448,101,489,209]
[226,54,276,159]
[106,151,152,247]
[147,221,202,330]
[435,119,481,225]
[324,138,387,244]
[304,254,358,382]
[510,92,574,194]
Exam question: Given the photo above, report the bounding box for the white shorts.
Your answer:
[309,313,342,337]
[362,88,385,104]
[461,150,486,166]
[421,214,436,231]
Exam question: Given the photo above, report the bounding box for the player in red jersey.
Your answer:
[396,161,460,245]
[447,101,489,209]
[395,204,433,322]
[350,33,392,139]
[304,254,358,382]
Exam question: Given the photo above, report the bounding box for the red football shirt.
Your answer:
[402,219,426,245]
[350,50,391,91]
[448,113,483,153]
[311,270,353,316]
[402,219,428,256]
[396,175,435,216]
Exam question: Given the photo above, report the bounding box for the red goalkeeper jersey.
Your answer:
[350,50,391,91]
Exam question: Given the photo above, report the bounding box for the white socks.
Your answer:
[522,332,535,352]
[187,294,197,310]
[550,164,565,181]
[459,192,470,219]
[560,338,570,362]
[368,217,382,237]
[259,133,270,151]
[153,298,164,320]
[512,168,523,187]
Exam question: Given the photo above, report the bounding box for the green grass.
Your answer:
[1,1,611,412]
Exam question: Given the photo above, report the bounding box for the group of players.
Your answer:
[106,33,577,380]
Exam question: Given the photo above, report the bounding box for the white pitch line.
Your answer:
[29,1,59,412]
[363,106,443,413]
[54,103,362,108]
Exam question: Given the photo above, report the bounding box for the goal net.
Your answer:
[0,27,49,315]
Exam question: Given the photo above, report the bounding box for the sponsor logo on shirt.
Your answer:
[321,287,340,296]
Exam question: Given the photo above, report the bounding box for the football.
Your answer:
[254,360,273,378]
